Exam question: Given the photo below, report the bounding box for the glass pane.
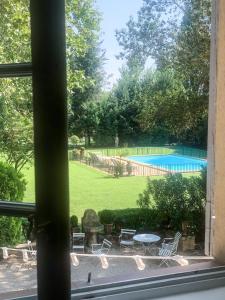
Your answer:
[0,0,31,64]
[0,216,37,296]
[0,76,35,296]
[67,0,211,287]
[0,77,33,174]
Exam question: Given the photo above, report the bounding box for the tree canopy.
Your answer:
[0,0,211,164]
[112,0,211,147]
[0,0,105,169]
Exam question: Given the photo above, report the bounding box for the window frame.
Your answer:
[0,0,225,299]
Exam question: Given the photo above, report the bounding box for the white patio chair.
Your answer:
[91,239,112,255]
[158,232,182,267]
[27,240,37,260]
[72,233,85,253]
[119,229,136,249]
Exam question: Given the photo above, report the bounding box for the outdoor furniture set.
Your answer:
[1,232,181,271]
[72,230,182,266]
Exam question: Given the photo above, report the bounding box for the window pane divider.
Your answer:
[0,200,35,217]
[0,62,32,77]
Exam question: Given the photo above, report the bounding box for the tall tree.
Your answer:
[68,0,105,146]
[0,0,33,171]
[116,0,211,147]
[0,0,104,169]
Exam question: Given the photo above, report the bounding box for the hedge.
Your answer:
[98,208,205,241]
[0,161,26,246]
[98,208,162,232]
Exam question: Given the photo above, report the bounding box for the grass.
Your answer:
[22,157,200,222]
[23,161,148,221]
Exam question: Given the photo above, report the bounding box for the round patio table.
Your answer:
[133,234,160,254]
[133,234,160,243]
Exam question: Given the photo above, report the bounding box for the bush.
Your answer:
[137,168,207,236]
[98,210,114,224]
[72,149,80,160]
[0,162,26,246]
[70,215,78,228]
[80,147,85,160]
[113,161,124,178]
[126,161,133,176]
[69,135,80,146]
[98,208,161,232]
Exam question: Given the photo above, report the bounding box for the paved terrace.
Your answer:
[0,247,210,297]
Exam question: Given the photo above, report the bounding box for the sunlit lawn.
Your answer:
[23,161,148,221]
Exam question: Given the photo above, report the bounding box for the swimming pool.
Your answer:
[126,154,207,172]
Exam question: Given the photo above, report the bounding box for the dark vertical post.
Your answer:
[30,1,70,299]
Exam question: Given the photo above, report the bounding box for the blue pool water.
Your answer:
[127,155,207,172]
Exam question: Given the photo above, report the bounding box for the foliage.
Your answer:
[137,168,207,234]
[113,161,124,178]
[66,0,104,93]
[70,215,79,228]
[0,0,33,170]
[114,0,211,148]
[72,148,80,160]
[138,69,188,144]
[69,135,80,146]
[21,215,36,241]
[0,161,26,246]
[68,0,105,146]
[0,0,104,170]
[98,208,161,232]
[126,161,133,176]
[93,64,208,147]
[98,210,115,224]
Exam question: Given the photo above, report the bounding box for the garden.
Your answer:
[0,0,211,296]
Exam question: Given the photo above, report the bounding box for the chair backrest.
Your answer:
[73,233,85,238]
[171,232,182,254]
[101,239,112,253]
[121,229,136,240]
[72,233,85,246]
[27,240,33,251]
[161,232,182,256]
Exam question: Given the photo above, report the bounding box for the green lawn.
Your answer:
[23,161,148,221]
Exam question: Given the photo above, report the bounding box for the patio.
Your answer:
[0,242,208,296]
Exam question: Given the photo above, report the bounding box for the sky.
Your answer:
[95,0,144,89]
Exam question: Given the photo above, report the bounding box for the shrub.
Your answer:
[0,162,26,246]
[126,161,133,176]
[70,215,78,228]
[80,147,85,160]
[98,210,115,224]
[69,135,80,146]
[98,208,161,232]
[72,149,80,160]
[137,168,207,236]
[113,161,124,178]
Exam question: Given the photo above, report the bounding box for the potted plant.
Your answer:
[98,210,114,235]
[70,215,80,234]
[181,221,196,251]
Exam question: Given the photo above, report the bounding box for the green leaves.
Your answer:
[0,161,26,246]
[137,169,207,233]
[115,0,210,147]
